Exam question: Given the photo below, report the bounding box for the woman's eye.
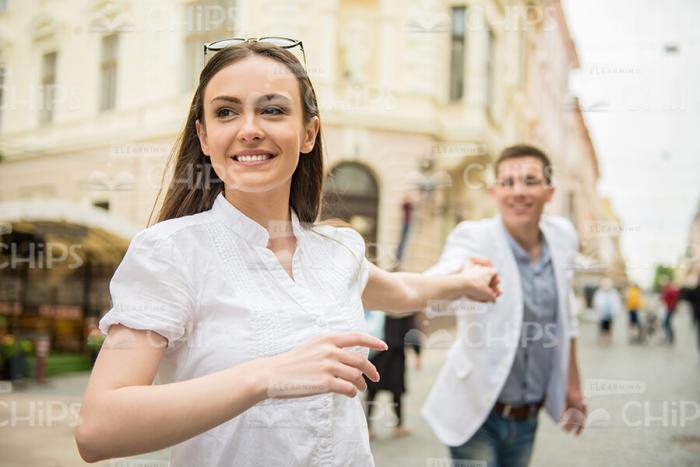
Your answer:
[261,106,285,116]
[215,108,236,118]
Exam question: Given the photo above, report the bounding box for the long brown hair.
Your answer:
[150,42,324,225]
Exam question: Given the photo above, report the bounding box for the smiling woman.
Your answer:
[74,40,501,467]
[152,42,323,224]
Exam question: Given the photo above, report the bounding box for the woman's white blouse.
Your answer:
[98,193,374,467]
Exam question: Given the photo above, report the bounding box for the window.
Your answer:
[182,0,236,91]
[93,200,110,211]
[449,6,466,101]
[183,35,204,92]
[99,34,119,111]
[485,26,496,117]
[322,162,379,261]
[39,52,57,124]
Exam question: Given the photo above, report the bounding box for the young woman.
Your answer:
[75,40,500,466]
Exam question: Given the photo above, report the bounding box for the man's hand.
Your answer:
[561,389,587,435]
[469,257,501,297]
[457,264,501,302]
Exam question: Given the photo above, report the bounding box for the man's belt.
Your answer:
[493,401,543,421]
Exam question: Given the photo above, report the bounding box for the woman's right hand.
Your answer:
[255,332,387,400]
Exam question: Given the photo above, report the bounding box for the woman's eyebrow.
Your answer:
[256,93,292,105]
[209,94,292,105]
[210,95,242,105]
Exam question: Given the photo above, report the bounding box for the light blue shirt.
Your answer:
[498,223,559,405]
[597,290,615,320]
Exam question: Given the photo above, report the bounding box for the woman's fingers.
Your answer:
[329,361,368,392]
[329,332,388,351]
[327,377,358,398]
[265,333,388,400]
[336,348,380,382]
[472,272,498,302]
[469,256,493,267]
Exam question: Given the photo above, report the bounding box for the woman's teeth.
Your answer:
[236,154,271,162]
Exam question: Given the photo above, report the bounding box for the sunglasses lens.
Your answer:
[260,37,298,48]
[261,38,305,65]
[206,38,245,51]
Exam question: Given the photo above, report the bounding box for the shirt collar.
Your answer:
[211,192,303,247]
[499,217,551,270]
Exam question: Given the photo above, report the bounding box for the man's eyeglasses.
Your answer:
[203,37,306,67]
[494,176,548,189]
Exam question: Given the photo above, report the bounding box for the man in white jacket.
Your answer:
[422,144,586,466]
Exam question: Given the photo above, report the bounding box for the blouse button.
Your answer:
[319,438,330,449]
[316,316,327,327]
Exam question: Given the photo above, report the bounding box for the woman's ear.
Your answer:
[300,116,320,154]
[195,120,210,157]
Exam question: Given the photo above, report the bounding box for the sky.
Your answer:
[562,0,700,286]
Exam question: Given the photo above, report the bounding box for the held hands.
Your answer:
[457,257,502,302]
[257,332,387,400]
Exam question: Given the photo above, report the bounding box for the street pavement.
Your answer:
[1,305,699,466]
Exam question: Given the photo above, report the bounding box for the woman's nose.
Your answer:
[237,114,264,142]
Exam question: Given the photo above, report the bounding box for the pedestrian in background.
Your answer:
[661,279,680,345]
[625,283,644,343]
[365,314,421,439]
[681,275,700,353]
[593,278,622,345]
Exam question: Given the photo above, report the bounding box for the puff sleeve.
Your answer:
[98,229,195,347]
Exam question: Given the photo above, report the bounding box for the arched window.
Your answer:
[322,162,379,259]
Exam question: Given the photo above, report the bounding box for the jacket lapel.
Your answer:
[487,217,524,345]
[539,219,571,419]
[540,220,570,336]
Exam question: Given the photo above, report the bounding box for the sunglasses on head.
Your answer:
[203,36,306,67]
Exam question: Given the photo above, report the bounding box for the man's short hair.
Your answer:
[494,144,553,184]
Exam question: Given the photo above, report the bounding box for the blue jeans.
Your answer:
[663,309,675,343]
[449,410,539,467]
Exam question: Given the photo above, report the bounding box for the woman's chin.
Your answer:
[223,178,289,195]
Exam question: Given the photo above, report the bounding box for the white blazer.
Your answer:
[421,215,580,447]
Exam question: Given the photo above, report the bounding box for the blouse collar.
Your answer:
[211,192,303,247]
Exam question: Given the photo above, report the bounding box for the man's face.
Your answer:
[491,156,555,228]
